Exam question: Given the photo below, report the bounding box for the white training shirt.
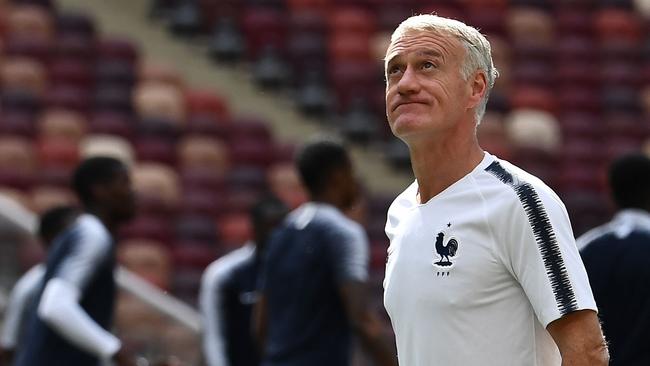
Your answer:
[383,152,597,366]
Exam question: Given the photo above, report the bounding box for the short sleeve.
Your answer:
[326,222,370,284]
[54,218,112,291]
[494,185,597,327]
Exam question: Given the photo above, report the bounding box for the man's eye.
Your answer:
[388,66,401,75]
[422,62,436,70]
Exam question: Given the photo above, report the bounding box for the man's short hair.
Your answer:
[296,137,350,196]
[38,205,79,245]
[72,156,126,206]
[608,153,650,209]
[250,195,288,228]
[387,14,499,123]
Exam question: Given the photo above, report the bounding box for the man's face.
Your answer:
[104,168,137,222]
[385,31,472,142]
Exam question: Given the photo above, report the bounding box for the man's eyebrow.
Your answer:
[386,48,443,67]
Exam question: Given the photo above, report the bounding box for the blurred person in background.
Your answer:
[200,195,289,366]
[253,137,396,366]
[15,157,138,366]
[578,153,650,366]
[382,14,607,365]
[0,206,80,365]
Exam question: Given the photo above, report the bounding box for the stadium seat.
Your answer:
[30,185,77,214]
[37,137,80,168]
[132,136,176,164]
[120,215,173,246]
[2,89,43,116]
[329,32,372,62]
[132,162,180,212]
[1,57,47,96]
[94,86,133,114]
[252,46,292,88]
[56,11,96,38]
[267,162,307,209]
[37,109,86,142]
[217,212,253,249]
[8,4,54,41]
[207,17,247,63]
[179,166,227,193]
[185,114,229,138]
[55,34,96,61]
[119,239,172,290]
[95,60,136,89]
[509,86,557,113]
[240,7,287,59]
[328,7,376,36]
[45,86,90,113]
[87,113,134,141]
[594,9,643,42]
[0,113,36,137]
[338,97,380,143]
[133,82,186,123]
[4,36,54,62]
[179,189,227,217]
[175,214,219,243]
[49,59,94,90]
[229,139,275,168]
[177,135,230,174]
[97,37,139,64]
[0,135,37,174]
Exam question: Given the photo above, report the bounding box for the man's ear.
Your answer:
[467,70,488,110]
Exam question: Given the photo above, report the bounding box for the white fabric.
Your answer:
[38,278,120,360]
[577,208,650,250]
[0,264,44,348]
[383,152,597,366]
[199,244,255,366]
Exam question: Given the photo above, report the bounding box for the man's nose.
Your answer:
[396,67,421,95]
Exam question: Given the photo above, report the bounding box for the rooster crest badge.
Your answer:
[432,223,459,269]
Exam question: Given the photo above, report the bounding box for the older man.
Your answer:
[382,15,608,365]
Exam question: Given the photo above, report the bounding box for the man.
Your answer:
[200,196,289,366]
[0,206,80,365]
[15,157,137,366]
[254,138,396,366]
[578,153,650,365]
[382,14,608,365]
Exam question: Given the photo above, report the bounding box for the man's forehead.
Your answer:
[385,31,460,63]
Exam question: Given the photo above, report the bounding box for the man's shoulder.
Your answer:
[203,245,255,285]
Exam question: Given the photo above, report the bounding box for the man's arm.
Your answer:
[252,293,268,355]
[339,281,397,366]
[198,262,230,366]
[547,310,609,366]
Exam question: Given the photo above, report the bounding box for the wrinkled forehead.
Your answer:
[385,30,465,66]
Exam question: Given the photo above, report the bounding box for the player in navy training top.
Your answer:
[579,154,650,366]
[253,137,397,366]
[200,196,289,366]
[15,157,137,366]
[0,206,80,365]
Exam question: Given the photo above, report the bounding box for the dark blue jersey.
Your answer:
[579,209,650,366]
[200,244,260,366]
[258,203,369,366]
[15,214,116,366]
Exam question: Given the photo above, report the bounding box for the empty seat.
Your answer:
[87,113,134,140]
[226,166,267,192]
[267,162,307,209]
[180,189,227,217]
[240,7,287,59]
[4,36,54,62]
[97,37,139,64]
[593,9,643,42]
[8,4,54,41]
[1,57,47,96]
[185,114,229,137]
[30,185,77,214]
[49,59,94,90]
[94,86,133,114]
[185,89,229,120]
[328,33,372,62]
[55,34,96,61]
[0,113,36,137]
[509,86,557,113]
[177,135,230,174]
[45,86,90,113]
[120,215,173,245]
[56,11,96,38]
[175,214,219,243]
[328,7,376,36]
[80,134,135,166]
[2,89,43,116]
[37,137,80,168]
[180,167,227,193]
[96,60,136,89]
[37,109,86,142]
[133,82,186,123]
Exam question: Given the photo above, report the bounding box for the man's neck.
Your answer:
[85,207,116,235]
[408,130,484,204]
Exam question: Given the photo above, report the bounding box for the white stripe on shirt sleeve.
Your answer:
[199,260,230,366]
[0,265,45,348]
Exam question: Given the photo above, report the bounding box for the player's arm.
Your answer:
[338,281,397,366]
[0,265,45,363]
[37,223,134,365]
[547,310,608,365]
[252,293,268,354]
[198,262,230,366]
[330,226,397,366]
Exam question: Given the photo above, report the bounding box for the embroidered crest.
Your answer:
[432,223,459,274]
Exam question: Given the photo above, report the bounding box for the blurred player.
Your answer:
[382,14,607,365]
[15,157,137,366]
[199,196,289,366]
[0,206,79,365]
[579,154,650,365]
[254,137,396,366]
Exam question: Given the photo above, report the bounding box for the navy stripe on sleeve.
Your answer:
[485,161,578,315]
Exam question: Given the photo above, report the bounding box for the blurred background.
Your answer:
[0,0,649,364]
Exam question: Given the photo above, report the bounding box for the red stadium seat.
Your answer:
[134,138,177,165]
[37,137,80,168]
[88,112,134,140]
[175,214,219,243]
[120,215,173,245]
[328,7,376,36]
[95,60,136,89]
[217,212,253,248]
[185,89,230,120]
[49,59,94,90]
[94,86,133,114]
[55,34,96,61]
[56,11,96,38]
[180,167,227,193]
[593,9,643,42]
[509,86,557,114]
[97,37,139,64]
[240,7,287,59]
[328,32,372,62]
[4,36,54,62]
[45,86,90,113]
[179,189,227,217]
[0,113,35,137]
